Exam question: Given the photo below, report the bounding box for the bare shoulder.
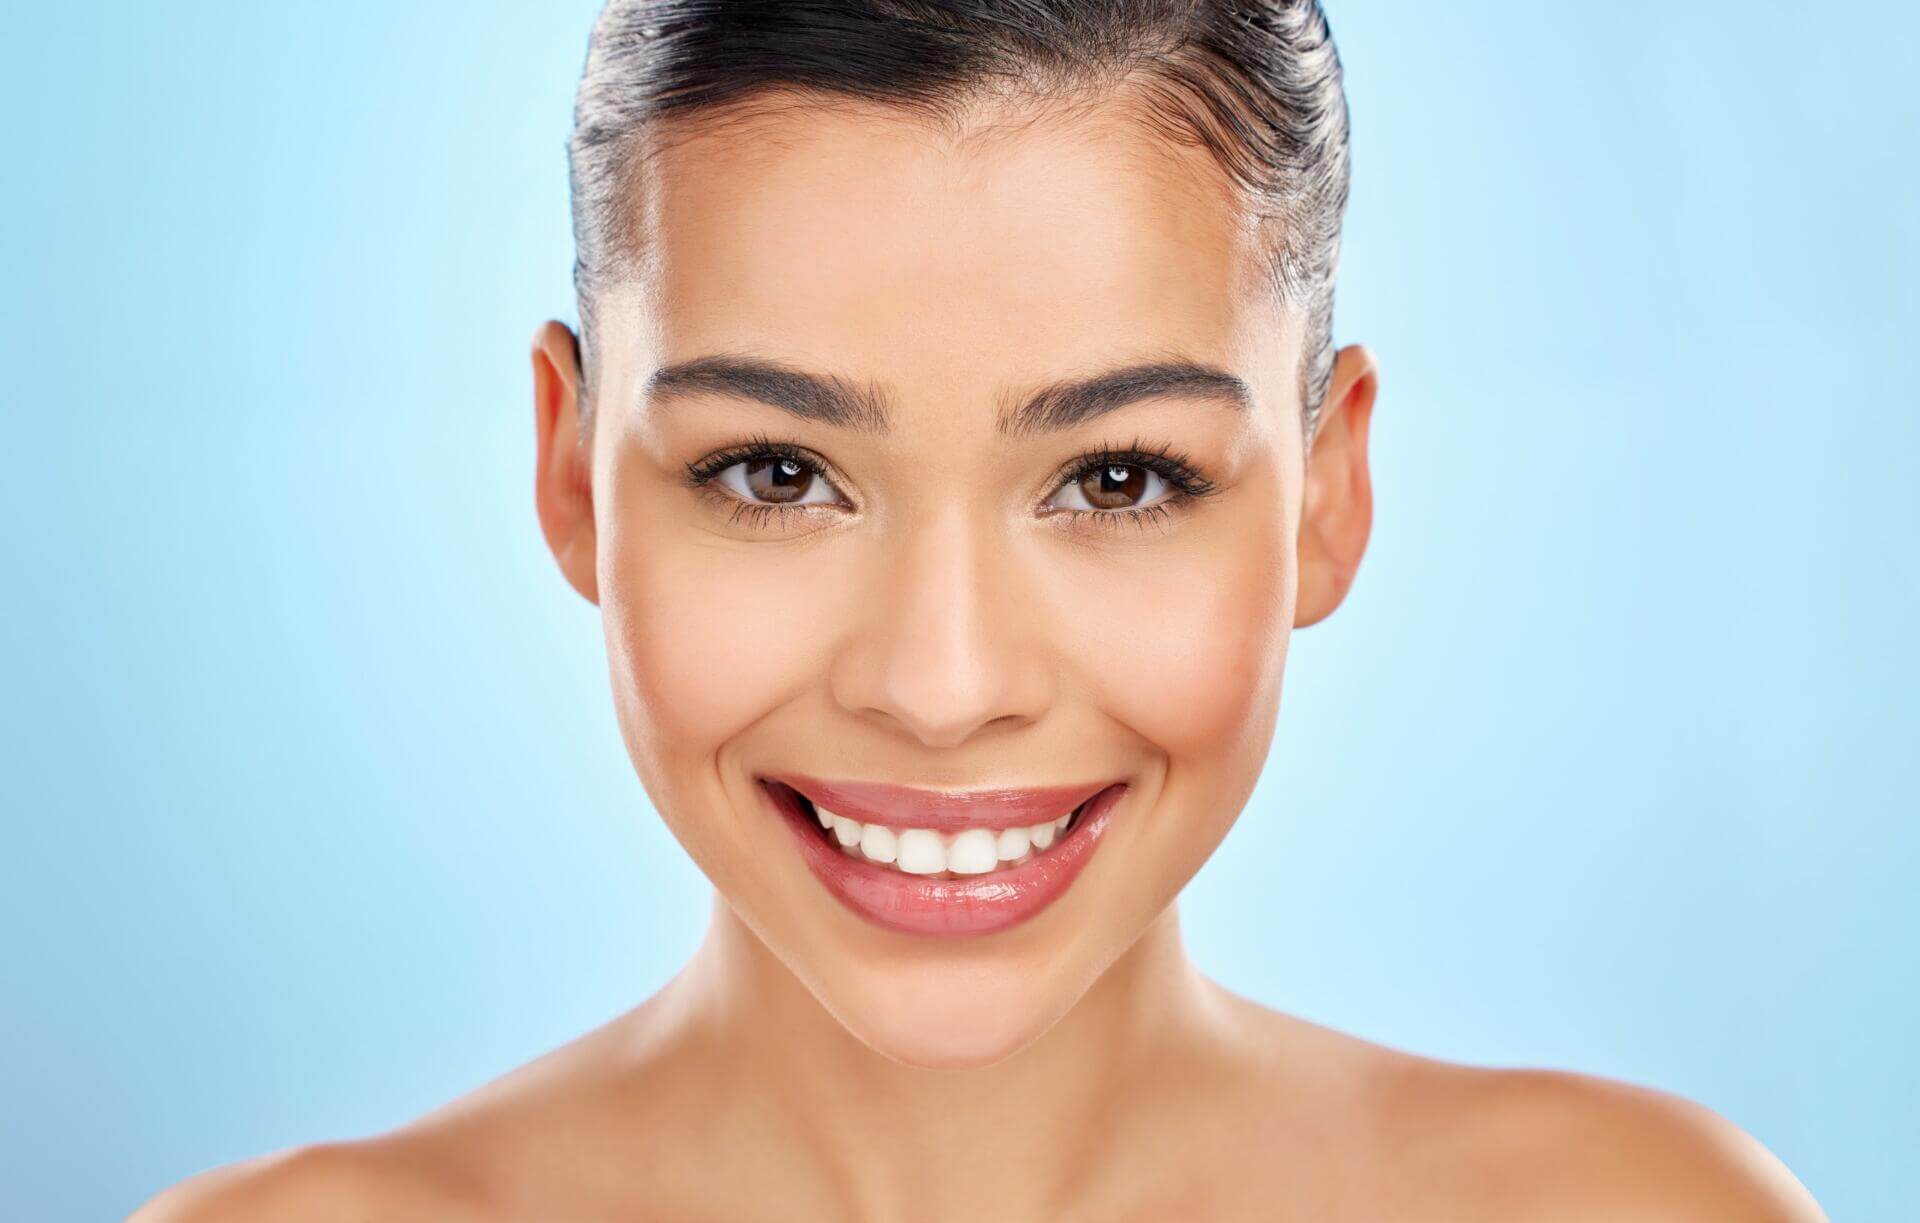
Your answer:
[128,999,685,1222]
[1208,990,1826,1221]
[125,1138,487,1223]
[1385,1057,1830,1221]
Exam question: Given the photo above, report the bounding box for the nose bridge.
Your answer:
[831,504,1053,749]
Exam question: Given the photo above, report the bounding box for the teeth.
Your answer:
[947,828,999,875]
[858,821,898,864]
[807,801,1082,878]
[895,828,946,874]
[995,825,1030,861]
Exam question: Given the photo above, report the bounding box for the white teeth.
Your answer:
[804,798,1085,878]
[894,828,947,875]
[829,812,862,848]
[996,825,1030,861]
[858,822,898,864]
[947,828,999,875]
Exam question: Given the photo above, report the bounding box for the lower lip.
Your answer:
[760,779,1127,937]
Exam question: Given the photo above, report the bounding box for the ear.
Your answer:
[531,319,599,605]
[1295,344,1378,628]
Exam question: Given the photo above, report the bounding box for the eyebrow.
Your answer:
[642,352,1252,437]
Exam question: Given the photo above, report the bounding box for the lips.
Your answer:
[763,773,1111,833]
[759,776,1128,937]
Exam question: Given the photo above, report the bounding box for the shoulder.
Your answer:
[125,1137,490,1223]
[1391,1062,1829,1221]
[1212,994,1825,1221]
[126,1005,668,1223]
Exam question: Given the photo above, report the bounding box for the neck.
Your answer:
[656,891,1229,1221]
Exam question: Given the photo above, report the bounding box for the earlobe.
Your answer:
[530,320,600,606]
[1294,344,1378,629]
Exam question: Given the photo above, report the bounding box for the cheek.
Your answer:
[1053,509,1294,772]
[602,528,839,768]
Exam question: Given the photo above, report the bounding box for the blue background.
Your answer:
[3,3,1913,1218]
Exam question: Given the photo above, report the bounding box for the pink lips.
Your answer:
[768,774,1112,833]
[759,775,1128,937]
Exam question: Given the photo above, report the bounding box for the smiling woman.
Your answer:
[131,1,1827,1220]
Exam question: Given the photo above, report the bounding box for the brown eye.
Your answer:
[1078,464,1149,509]
[709,452,845,508]
[745,456,814,503]
[1048,462,1172,513]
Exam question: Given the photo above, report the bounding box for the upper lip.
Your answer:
[763,773,1115,833]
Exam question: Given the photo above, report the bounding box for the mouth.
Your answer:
[757,774,1128,937]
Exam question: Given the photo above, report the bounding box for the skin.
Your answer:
[132,89,1827,1222]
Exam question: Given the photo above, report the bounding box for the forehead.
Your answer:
[621,91,1292,423]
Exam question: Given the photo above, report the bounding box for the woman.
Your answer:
[137,1,1826,1218]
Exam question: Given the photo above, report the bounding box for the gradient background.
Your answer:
[3,2,1914,1218]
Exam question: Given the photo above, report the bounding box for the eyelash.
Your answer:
[681,431,1220,534]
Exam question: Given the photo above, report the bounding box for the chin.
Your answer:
[825,960,1074,1070]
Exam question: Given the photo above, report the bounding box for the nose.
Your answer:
[828,506,1056,750]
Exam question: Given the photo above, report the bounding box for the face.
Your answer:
[532,90,1377,1068]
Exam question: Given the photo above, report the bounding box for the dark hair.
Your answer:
[567,0,1351,444]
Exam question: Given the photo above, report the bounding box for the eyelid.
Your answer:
[1041,438,1219,508]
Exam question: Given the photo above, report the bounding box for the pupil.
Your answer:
[747,456,809,503]
[1081,463,1145,510]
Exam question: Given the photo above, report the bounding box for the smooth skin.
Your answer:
[133,88,1825,1222]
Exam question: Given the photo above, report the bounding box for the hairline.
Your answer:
[574,70,1337,451]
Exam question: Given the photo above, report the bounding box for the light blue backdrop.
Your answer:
[2,3,1913,1218]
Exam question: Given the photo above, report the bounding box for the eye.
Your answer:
[1041,441,1219,529]
[681,436,852,530]
[1047,461,1177,513]
[683,435,1217,535]
[710,453,843,507]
